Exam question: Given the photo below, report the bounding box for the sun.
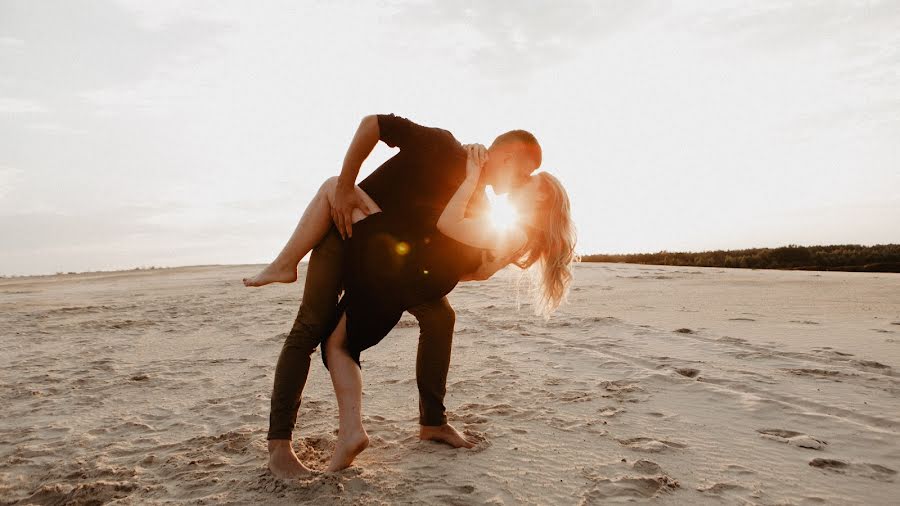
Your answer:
[486,186,520,232]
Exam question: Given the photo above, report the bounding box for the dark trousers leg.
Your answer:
[267,228,344,441]
[407,296,456,426]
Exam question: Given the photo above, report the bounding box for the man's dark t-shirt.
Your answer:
[327,117,490,366]
[358,113,488,228]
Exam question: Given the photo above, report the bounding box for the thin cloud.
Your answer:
[391,0,658,80]
[24,122,88,134]
[0,166,23,199]
[0,36,25,48]
[0,97,47,113]
[0,0,229,94]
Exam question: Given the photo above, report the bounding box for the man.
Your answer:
[267,113,542,478]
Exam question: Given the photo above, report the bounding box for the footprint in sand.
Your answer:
[20,480,140,505]
[674,368,700,378]
[580,475,679,502]
[431,484,476,501]
[811,348,853,358]
[785,368,852,381]
[853,359,891,371]
[722,463,757,476]
[597,407,625,417]
[757,429,827,450]
[558,390,593,403]
[809,458,897,481]
[599,380,649,403]
[630,459,664,475]
[697,481,754,499]
[617,437,686,453]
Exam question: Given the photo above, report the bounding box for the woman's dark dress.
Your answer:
[319,210,483,369]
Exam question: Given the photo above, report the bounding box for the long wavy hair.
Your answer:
[510,171,578,317]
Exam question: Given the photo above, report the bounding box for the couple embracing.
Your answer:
[243,113,576,477]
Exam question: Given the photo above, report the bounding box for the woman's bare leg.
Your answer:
[325,313,369,472]
[243,177,380,287]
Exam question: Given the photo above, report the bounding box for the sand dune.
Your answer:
[1,263,898,504]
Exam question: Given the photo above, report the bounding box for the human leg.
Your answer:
[266,227,344,478]
[324,313,369,472]
[407,297,474,448]
[244,177,379,287]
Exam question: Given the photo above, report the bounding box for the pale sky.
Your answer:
[1,0,898,276]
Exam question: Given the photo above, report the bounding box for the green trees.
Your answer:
[580,244,900,272]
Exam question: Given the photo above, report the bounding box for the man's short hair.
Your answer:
[491,129,542,168]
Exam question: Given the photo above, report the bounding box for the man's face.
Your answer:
[484,145,538,194]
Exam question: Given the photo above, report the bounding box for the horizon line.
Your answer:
[3,242,897,279]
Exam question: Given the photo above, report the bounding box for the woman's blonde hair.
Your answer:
[510,171,578,317]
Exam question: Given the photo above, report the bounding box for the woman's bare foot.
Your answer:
[419,423,475,448]
[243,261,298,287]
[268,439,315,479]
[326,429,369,472]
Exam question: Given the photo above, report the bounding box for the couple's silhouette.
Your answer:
[243,113,576,476]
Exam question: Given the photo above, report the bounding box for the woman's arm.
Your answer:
[437,145,527,252]
[460,249,518,281]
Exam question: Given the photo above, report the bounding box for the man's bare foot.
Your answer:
[268,439,315,479]
[325,429,369,472]
[419,423,475,449]
[243,261,297,287]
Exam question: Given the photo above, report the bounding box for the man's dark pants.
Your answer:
[267,227,456,440]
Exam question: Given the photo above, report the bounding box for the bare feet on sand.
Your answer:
[268,440,315,479]
[243,261,297,287]
[419,423,475,448]
[326,429,369,472]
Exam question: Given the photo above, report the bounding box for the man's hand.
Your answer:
[331,182,372,239]
[331,115,382,239]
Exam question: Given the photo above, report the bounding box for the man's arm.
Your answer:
[332,115,380,239]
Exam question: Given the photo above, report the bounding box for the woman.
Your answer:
[244,145,576,471]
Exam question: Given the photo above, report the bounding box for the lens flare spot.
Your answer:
[395,242,410,256]
[486,186,520,232]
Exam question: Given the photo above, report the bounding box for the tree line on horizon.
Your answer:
[579,244,900,273]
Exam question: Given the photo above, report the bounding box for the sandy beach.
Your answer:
[1,262,898,505]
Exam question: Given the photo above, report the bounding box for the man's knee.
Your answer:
[282,328,322,356]
[412,299,455,334]
[438,303,456,329]
[284,311,331,354]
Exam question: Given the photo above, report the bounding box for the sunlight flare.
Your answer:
[486,186,520,232]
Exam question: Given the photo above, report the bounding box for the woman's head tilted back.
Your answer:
[510,171,577,317]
